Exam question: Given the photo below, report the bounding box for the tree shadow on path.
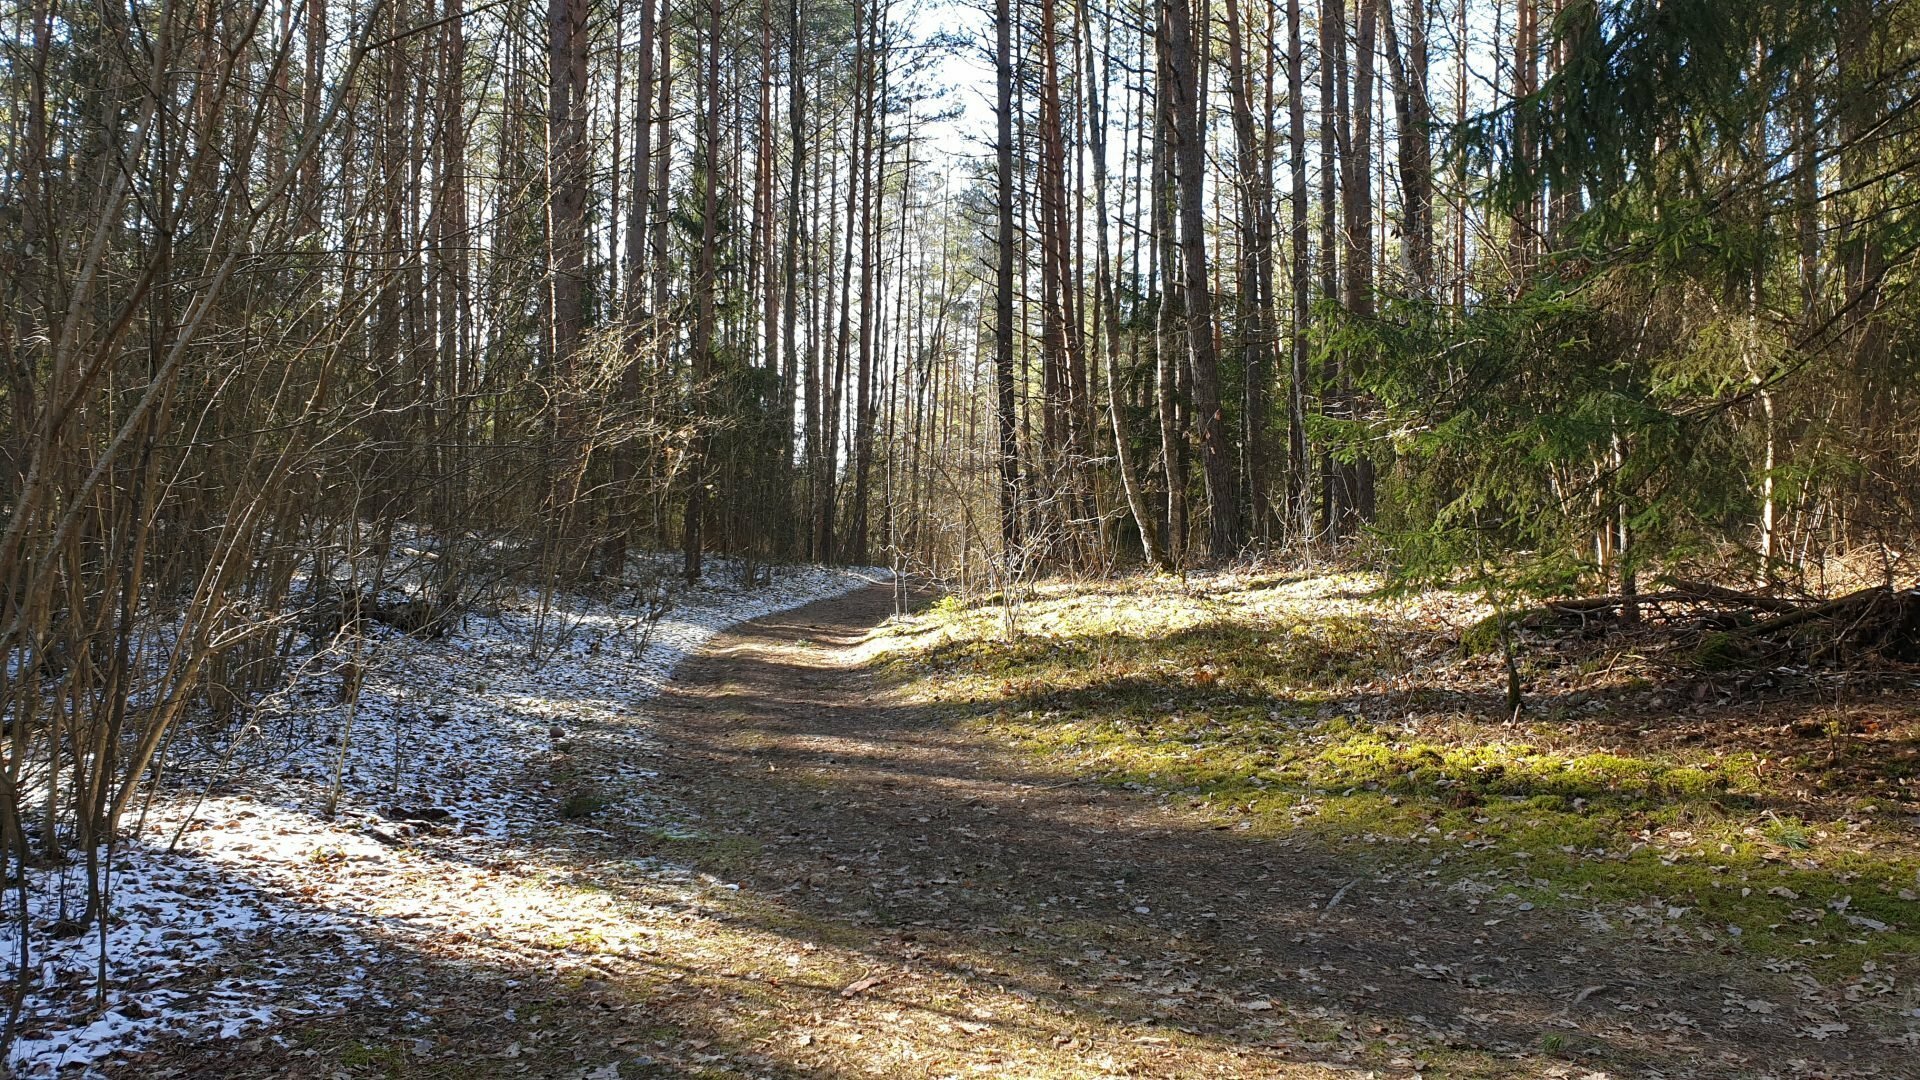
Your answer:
[143,584,1909,1080]
[626,584,1907,1080]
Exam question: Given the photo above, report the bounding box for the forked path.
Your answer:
[642,584,1894,1079]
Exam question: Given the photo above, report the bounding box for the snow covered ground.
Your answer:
[3,562,885,1075]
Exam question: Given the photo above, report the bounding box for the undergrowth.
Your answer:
[876,571,1920,974]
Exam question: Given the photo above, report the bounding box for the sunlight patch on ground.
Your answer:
[877,570,1920,984]
[4,564,882,1075]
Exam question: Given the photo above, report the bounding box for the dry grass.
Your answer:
[877,569,1920,974]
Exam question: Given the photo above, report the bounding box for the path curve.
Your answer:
[151,581,1900,1079]
[642,583,1869,1079]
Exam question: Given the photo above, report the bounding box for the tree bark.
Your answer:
[847,0,881,564]
[1083,0,1171,570]
[1223,0,1275,545]
[683,0,722,582]
[993,0,1024,559]
[1152,24,1187,565]
[1163,0,1240,557]
[1285,0,1311,539]
[1380,0,1433,293]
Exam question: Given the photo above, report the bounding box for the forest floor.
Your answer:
[122,571,1918,1079]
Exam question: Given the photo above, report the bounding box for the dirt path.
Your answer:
[624,585,1900,1078]
[150,584,1906,1079]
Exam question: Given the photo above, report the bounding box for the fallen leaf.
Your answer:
[840,973,887,998]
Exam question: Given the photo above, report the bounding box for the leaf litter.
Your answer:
[3,562,883,1076]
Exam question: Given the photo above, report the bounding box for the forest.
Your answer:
[2,0,1919,1072]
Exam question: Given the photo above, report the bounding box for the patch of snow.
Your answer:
[3,563,884,1074]
[0,842,378,1076]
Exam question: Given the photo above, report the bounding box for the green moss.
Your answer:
[892,573,1920,975]
[929,593,968,617]
[338,1041,407,1071]
[1459,612,1512,658]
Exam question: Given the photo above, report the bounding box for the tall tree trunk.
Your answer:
[547,0,586,395]
[683,0,722,582]
[1285,0,1311,539]
[547,0,589,563]
[1223,0,1274,545]
[1163,0,1240,557]
[642,0,675,542]
[300,0,327,234]
[1453,0,1468,309]
[1152,22,1187,564]
[847,0,881,564]
[783,0,804,488]
[804,95,827,560]
[757,0,780,410]
[1510,0,1538,274]
[1036,0,1092,562]
[1380,0,1433,293]
[612,0,657,570]
[820,9,864,564]
[1317,0,1345,536]
[652,0,674,320]
[435,0,469,542]
[993,0,1024,559]
[1083,0,1171,570]
[1334,0,1376,529]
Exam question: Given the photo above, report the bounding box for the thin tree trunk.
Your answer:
[993,0,1024,558]
[1152,24,1187,565]
[1286,0,1311,539]
[1510,0,1537,273]
[783,0,804,490]
[1223,0,1275,545]
[1380,0,1433,292]
[1083,0,1171,569]
[683,0,722,582]
[1317,0,1344,536]
[1335,0,1376,529]
[546,0,589,565]
[1163,0,1240,557]
[847,0,881,564]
